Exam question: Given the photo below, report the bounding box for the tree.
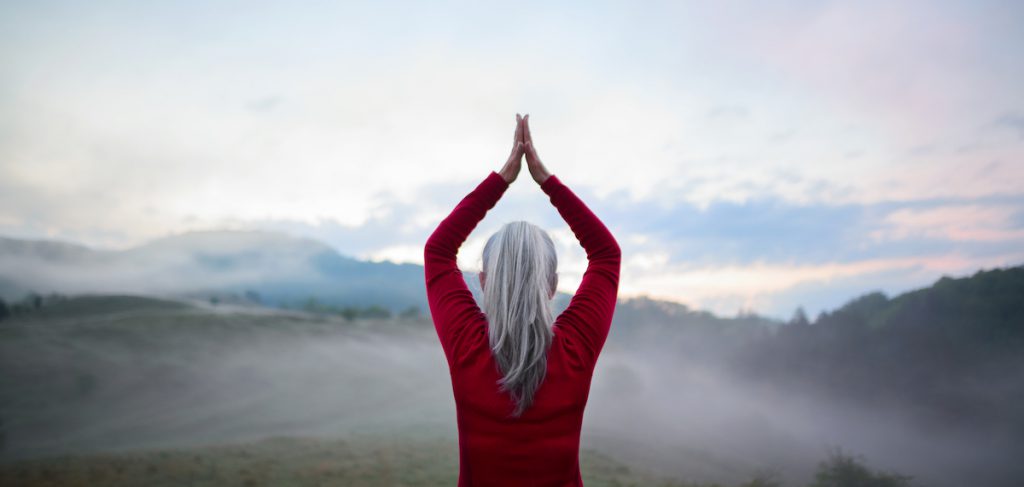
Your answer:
[399,306,421,320]
[340,307,358,321]
[360,305,391,319]
[789,306,810,327]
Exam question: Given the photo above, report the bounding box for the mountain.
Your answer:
[0,231,791,329]
[0,231,427,312]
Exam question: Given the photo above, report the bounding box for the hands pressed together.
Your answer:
[499,113,551,185]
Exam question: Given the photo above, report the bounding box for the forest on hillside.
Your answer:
[735,266,1024,434]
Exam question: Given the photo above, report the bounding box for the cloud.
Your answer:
[993,112,1024,139]
[870,203,1024,243]
[202,177,1024,317]
[245,95,285,113]
[706,105,750,120]
[1,0,1023,316]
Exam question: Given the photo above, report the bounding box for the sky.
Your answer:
[1,0,1023,319]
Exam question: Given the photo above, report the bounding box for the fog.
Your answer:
[0,232,333,297]
[2,302,1019,487]
[587,346,1021,486]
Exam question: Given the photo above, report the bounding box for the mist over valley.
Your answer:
[1,231,1022,486]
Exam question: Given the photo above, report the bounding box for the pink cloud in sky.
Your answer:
[871,204,1024,242]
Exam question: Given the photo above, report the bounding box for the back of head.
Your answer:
[481,221,558,417]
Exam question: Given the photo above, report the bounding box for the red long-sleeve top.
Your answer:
[424,171,621,486]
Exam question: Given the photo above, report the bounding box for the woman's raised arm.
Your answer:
[523,115,622,371]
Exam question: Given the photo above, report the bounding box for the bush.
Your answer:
[809,448,914,487]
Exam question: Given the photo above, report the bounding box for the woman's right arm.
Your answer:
[541,174,621,371]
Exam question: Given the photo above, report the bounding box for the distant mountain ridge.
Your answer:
[0,230,426,311]
[3,230,1019,339]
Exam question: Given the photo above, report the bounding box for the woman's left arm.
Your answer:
[424,114,525,367]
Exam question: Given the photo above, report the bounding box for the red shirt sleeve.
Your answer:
[541,174,622,371]
[424,171,510,367]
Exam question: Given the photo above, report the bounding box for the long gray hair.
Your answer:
[481,221,558,418]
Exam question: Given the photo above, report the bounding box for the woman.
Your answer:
[424,113,621,486]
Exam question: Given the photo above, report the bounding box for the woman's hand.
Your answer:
[522,114,551,185]
[498,114,526,183]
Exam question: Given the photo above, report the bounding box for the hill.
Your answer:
[737,265,1024,434]
[0,231,427,312]
[0,230,783,329]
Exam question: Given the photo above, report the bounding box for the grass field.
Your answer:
[0,433,722,487]
[0,295,925,486]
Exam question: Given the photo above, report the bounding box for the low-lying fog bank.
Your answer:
[1,296,1020,486]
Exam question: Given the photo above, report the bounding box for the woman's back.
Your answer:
[425,165,621,486]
